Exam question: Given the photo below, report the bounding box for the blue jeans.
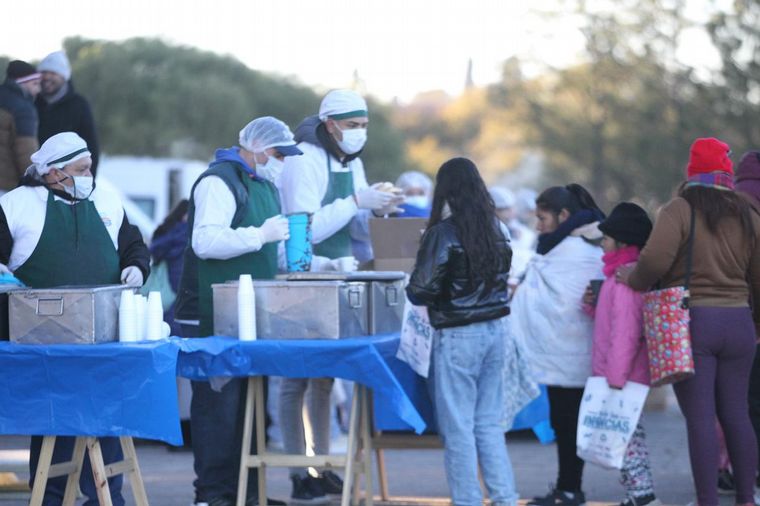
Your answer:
[428,318,518,506]
[29,436,124,506]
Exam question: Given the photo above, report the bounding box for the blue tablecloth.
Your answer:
[175,334,427,434]
[0,339,182,444]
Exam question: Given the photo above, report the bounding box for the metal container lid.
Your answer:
[276,270,406,282]
[12,284,130,294]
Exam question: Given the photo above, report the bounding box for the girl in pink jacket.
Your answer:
[583,202,660,506]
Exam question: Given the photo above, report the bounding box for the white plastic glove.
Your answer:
[375,194,406,216]
[0,263,11,275]
[259,215,290,244]
[355,184,394,211]
[121,266,144,287]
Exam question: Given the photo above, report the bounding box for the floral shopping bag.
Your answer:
[642,286,695,386]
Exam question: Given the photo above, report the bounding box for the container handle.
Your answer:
[385,286,399,306]
[348,287,362,308]
[36,297,64,316]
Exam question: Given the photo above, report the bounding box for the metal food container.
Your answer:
[277,271,407,334]
[9,285,131,344]
[0,285,24,341]
[213,280,368,339]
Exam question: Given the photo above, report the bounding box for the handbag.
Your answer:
[641,205,696,387]
[576,377,650,469]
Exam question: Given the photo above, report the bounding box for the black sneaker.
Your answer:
[319,470,343,495]
[718,468,736,495]
[245,497,287,506]
[528,488,587,506]
[289,475,328,505]
[619,494,662,506]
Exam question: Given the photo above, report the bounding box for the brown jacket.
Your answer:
[0,109,36,191]
[629,197,760,327]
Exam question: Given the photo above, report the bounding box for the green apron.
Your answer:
[197,170,280,336]
[313,154,355,260]
[14,191,121,288]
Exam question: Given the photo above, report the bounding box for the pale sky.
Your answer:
[0,0,723,103]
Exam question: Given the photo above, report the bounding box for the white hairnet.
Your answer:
[238,116,299,154]
[516,188,537,212]
[489,186,516,209]
[395,171,433,195]
[27,132,90,177]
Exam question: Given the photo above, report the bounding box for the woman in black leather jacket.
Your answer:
[406,157,516,506]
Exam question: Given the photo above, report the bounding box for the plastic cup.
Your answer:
[336,256,357,272]
[285,213,313,272]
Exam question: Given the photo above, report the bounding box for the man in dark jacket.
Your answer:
[0,60,41,192]
[35,51,100,176]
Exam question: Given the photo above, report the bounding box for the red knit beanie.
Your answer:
[686,137,733,177]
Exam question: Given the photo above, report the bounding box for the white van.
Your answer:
[98,156,208,239]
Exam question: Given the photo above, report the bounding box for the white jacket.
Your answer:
[279,142,371,245]
[511,235,603,387]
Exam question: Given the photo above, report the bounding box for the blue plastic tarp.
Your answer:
[0,340,182,445]
[176,334,427,434]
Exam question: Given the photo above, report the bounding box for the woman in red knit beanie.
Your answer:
[619,138,760,506]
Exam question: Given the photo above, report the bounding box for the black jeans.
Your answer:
[547,385,585,492]
[28,436,124,506]
[183,324,262,503]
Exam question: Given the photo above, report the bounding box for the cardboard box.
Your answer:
[369,217,427,274]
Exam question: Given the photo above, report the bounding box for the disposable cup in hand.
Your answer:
[336,256,357,272]
[285,213,313,272]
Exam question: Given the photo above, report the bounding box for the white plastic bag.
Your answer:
[396,298,435,378]
[576,376,649,469]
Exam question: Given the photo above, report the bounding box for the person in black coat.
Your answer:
[35,51,100,176]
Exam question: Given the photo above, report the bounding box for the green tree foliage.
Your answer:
[55,37,410,182]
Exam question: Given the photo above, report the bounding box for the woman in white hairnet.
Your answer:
[395,170,433,217]
[0,131,150,506]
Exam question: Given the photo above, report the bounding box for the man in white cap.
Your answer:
[489,186,536,287]
[35,50,100,175]
[277,89,402,504]
[0,60,41,192]
[174,116,300,506]
[0,131,150,506]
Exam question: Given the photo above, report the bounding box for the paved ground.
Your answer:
[0,404,731,506]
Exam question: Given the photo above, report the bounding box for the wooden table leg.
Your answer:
[87,437,113,506]
[237,376,256,506]
[119,437,149,506]
[61,437,86,506]
[254,377,267,506]
[360,386,373,506]
[341,383,360,506]
[29,436,56,506]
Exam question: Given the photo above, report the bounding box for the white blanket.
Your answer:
[511,236,603,387]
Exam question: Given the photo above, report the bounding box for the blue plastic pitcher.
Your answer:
[285,213,313,272]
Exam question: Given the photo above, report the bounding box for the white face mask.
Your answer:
[336,127,367,155]
[58,174,95,200]
[405,196,429,209]
[256,155,284,184]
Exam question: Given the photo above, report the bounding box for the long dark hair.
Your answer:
[679,185,756,244]
[427,157,502,280]
[535,183,602,217]
[153,199,189,240]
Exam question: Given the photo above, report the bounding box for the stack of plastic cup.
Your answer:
[134,294,146,341]
[285,213,313,272]
[237,274,256,341]
[146,291,164,340]
[118,289,137,342]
